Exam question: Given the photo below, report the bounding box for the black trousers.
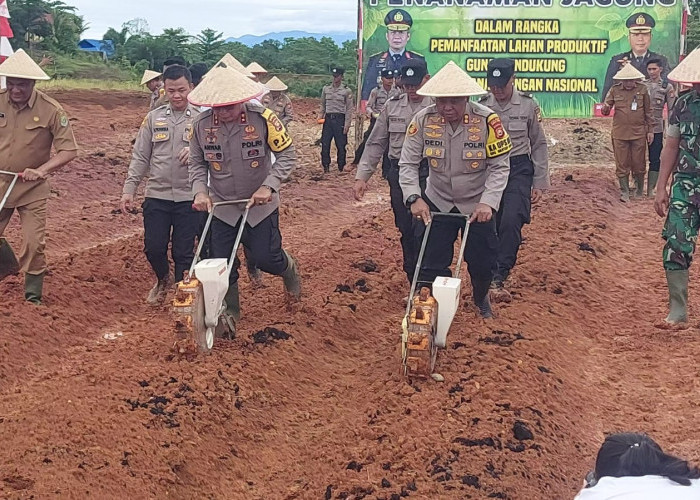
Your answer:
[495,155,534,282]
[210,210,288,285]
[648,132,663,172]
[419,197,498,292]
[142,197,199,282]
[388,158,428,282]
[352,117,375,163]
[321,113,347,170]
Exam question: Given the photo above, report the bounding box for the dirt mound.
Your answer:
[1,91,699,499]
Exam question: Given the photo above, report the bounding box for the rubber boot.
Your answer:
[224,282,240,322]
[647,171,659,197]
[472,279,493,319]
[618,176,630,203]
[146,274,171,305]
[25,272,45,305]
[633,173,645,198]
[665,269,688,324]
[281,251,301,299]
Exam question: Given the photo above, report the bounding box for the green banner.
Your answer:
[361,0,683,117]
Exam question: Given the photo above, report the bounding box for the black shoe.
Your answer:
[338,165,345,172]
[475,295,493,319]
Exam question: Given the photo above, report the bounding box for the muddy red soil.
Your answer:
[1,90,699,499]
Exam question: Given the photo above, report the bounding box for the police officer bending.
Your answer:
[122,65,201,304]
[399,61,512,318]
[188,63,301,323]
[479,59,550,295]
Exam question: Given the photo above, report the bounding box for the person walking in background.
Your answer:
[261,76,294,126]
[320,67,353,173]
[602,64,654,202]
[644,58,676,196]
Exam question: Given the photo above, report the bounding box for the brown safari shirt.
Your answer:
[0,89,78,208]
[604,82,653,140]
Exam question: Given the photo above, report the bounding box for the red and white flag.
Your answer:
[0,0,14,63]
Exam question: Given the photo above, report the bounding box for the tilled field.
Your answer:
[1,90,699,500]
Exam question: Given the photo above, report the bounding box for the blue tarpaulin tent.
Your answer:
[78,39,115,59]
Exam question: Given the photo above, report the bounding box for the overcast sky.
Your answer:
[66,0,357,40]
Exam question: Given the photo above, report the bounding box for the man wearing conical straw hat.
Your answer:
[246,61,268,82]
[141,69,164,110]
[188,62,301,323]
[399,61,512,319]
[602,63,654,202]
[261,76,294,126]
[0,49,78,305]
[653,47,700,327]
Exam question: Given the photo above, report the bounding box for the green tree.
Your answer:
[193,29,226,65]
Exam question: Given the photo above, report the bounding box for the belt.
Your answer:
[511,154,531,162]
[326,113,345,119]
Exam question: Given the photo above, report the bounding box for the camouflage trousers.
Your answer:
[663,173,700,270]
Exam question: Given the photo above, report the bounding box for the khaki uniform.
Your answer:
[261,92,294,126]
[398,102,512,294]
[366,86,397,117]
[645,79,676,134]
[357,93,433,280]
[0,89,78,274]
[479,90,550,283]
[124,103,201,281]
[151,87,168,111]
[189,103,297,285]
[320,83,354,169]
[604,82,653,177]
[399,102,512,214]
[124,103,200,201]
[189,102,296,228]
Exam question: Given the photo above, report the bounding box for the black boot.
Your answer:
[25,272,45,305]
[472,279,493,319]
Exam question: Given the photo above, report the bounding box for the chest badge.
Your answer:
[33,116,40,122]
[244,125,259,140]
[211,161,222,172]
[430,158,439,168]
[251,160,260,168]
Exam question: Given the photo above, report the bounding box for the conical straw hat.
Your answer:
[212,53,255,79]
[668,47,700,84]
[0,49,50,80]
[613,63,645,80]
[246,61,267,74]
[417,61,485,97]
[140,69,161,85]
[188,63,265,107]
[265,76,288,91]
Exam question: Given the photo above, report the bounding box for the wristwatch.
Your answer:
[405,194,420,208]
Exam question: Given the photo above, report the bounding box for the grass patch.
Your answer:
[37,78,142,91]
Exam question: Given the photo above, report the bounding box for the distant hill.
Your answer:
[226,31,355,47]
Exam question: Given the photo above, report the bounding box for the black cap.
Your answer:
[400,59,428,86]
[487,58,515,88]
[385,9,412,31]
[627,12,655,32]
[331,66,345,76]
[380,68,396,79]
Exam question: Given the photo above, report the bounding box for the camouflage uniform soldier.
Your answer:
[653,48,700,326]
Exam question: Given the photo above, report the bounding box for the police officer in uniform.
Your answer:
[261,76,294,126]
[188,63,301,323]
[352,68,397,175]
[320,67,354,172]
[602,13,670,101]
[361,9,425,102]
[354,60,433,282]
[653,47,700,326]
[399,61,512,318]
[0,49,78,304]
[602,64,654,201]
[141,69,164,110]
[121,65,201,304]
[645,58,676,196]
[479,59,550,295]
